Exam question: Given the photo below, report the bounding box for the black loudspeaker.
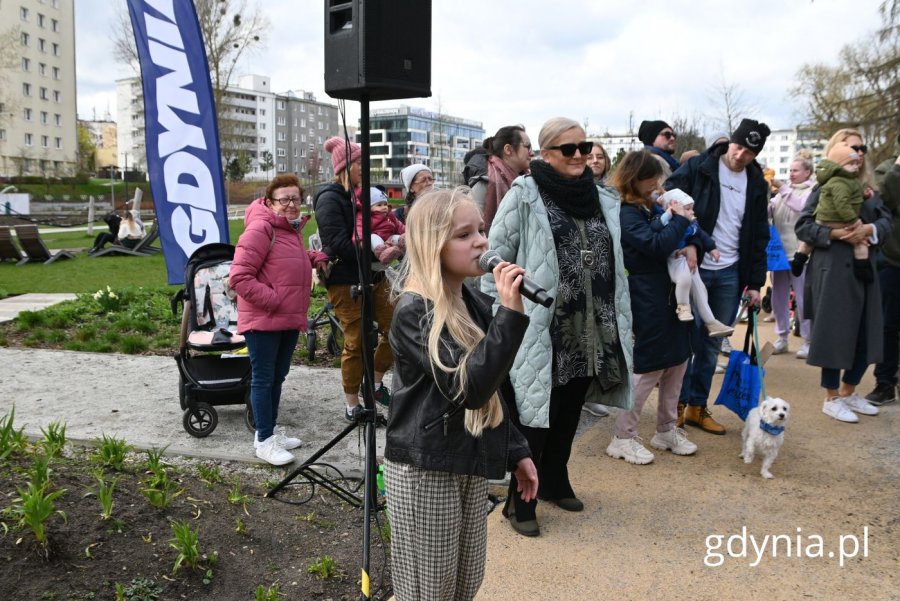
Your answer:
[324,0,431,101]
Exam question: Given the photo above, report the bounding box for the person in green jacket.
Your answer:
[790,142,872,282]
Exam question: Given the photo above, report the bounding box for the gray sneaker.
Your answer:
[582,402,609,417]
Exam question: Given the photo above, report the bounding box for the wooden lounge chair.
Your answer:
[90,221,161,258]
[13,224,75,265]
[0,226,24,262]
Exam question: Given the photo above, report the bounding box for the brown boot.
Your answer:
[683,406,726,435]
[676,403,686,428]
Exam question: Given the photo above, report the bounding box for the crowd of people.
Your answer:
[226,117,898,600]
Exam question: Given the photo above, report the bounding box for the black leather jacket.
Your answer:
[385,286,531,479]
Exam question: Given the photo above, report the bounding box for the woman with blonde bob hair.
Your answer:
[385,188,538,600]
[484,117,633,536]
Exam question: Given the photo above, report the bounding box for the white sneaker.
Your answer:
[582,402,610,417]
[842,393,879,416]
[795,343,809,359]
[822,398,859,423]
[606,436,654,465]
[772,338,788,355]
[763,315,775,322]
[255,435,295,466]
[720,338,734,356]
[255,427,303,450]
[650,427,698,455]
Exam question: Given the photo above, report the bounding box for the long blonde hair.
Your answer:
[394,187,503,437]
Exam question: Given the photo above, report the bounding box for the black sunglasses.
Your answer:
[661,131,677,139]
[546,141,593,157]
[850,144,868,154]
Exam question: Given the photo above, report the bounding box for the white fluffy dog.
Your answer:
[740,397,791,479]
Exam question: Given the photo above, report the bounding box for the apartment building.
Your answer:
[116,74,340,182]
[754,126,828,178]
[0,0,78,178]
[365,106,485,186]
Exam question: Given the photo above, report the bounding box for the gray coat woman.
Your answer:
[795,129,892,423]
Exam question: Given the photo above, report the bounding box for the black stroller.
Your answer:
[171,243,254,437]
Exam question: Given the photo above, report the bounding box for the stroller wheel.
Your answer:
[183,402,218,438]
[244,404,256,432]
[306,331,318,361]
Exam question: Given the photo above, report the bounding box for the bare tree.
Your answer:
[791,5,899,164]
[670,113,707,158]
[706,67,757,134]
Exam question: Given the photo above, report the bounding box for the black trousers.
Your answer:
[506,376,591,521]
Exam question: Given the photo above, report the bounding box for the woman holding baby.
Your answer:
[605,150,709,465]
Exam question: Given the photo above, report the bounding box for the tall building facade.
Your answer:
[0,0,78,178]
[80,117,117,171]
[591,132,642,164]
[116,74,340,183]
[754,126,827,178]
[365,106,485,186]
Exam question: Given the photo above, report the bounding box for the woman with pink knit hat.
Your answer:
[315,136,395,422]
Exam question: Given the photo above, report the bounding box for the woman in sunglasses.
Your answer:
[230,174,328,465]
[795,128,892,423]
[482,117,633,537]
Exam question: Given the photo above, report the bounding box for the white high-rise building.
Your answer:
[116,74,340,182]
[0,0,78,177]
[591,132,643,163]
[755,126,828,178]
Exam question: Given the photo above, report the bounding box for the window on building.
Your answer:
[41,135,48,148]
[300,105,305,113]
[24,108,32,121]
[39,62,47,76]
[52,0,59,8]
[40,111,48,124]
[20,6,29,20]
[38,13,46,27]
[780,157,788,163]
[780,145,789,152]
[21,32,30,46]
[300,118,306,127]
[53,90,60,102]
[55,137,62,149]
[277,101,285,110]
[40,87,48,100]
[23,83,32,96]
[22,57,30,71]
[25,133,33,146]
[259,108,265,115]
[259,123,265,130]
[0,129,6,141]
[52,67,59,80]
[277,148,286,157]
[54,114,61,126]
[301,134,306,143]
[51,18,58,32]
[39,38,47,52]
[277,132,285,141]
[52,43,59,56]
[277,116,285,126]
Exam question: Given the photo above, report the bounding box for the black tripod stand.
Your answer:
[266,98,386,600]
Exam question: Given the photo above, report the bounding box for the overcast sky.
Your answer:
[75,0,885,140]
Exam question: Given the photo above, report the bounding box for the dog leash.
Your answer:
[749,307,768,403]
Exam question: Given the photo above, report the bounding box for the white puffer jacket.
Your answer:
[481,175,634,428]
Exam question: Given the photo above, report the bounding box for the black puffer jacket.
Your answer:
[386,286,531,479]
[665,142,770,291]
[313,183,359,286]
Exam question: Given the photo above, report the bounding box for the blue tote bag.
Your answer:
[766,224,790,272]
[714,313,764,421]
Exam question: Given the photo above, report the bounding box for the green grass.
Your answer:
[2,216,319,294]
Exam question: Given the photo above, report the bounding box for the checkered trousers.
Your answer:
[384,459,489,601]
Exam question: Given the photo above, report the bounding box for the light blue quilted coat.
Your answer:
[481,176,634,428]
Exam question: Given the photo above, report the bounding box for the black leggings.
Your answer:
[505,377,590,521]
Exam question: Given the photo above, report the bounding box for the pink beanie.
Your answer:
[324,136,362,174]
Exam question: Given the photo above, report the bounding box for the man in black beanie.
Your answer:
[638,119,680,178]
[664,117,771,435]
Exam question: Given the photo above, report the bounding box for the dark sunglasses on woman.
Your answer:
[546,141,594,158]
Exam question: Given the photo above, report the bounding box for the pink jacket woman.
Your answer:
[230,198,318,333]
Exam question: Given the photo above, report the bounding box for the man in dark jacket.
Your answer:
[665,118,771,435]
[639,119,680,180]
[866,148,900,405]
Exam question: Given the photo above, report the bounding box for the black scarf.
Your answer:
[529,159,601,219]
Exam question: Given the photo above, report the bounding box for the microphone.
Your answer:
[478,250,553,308]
